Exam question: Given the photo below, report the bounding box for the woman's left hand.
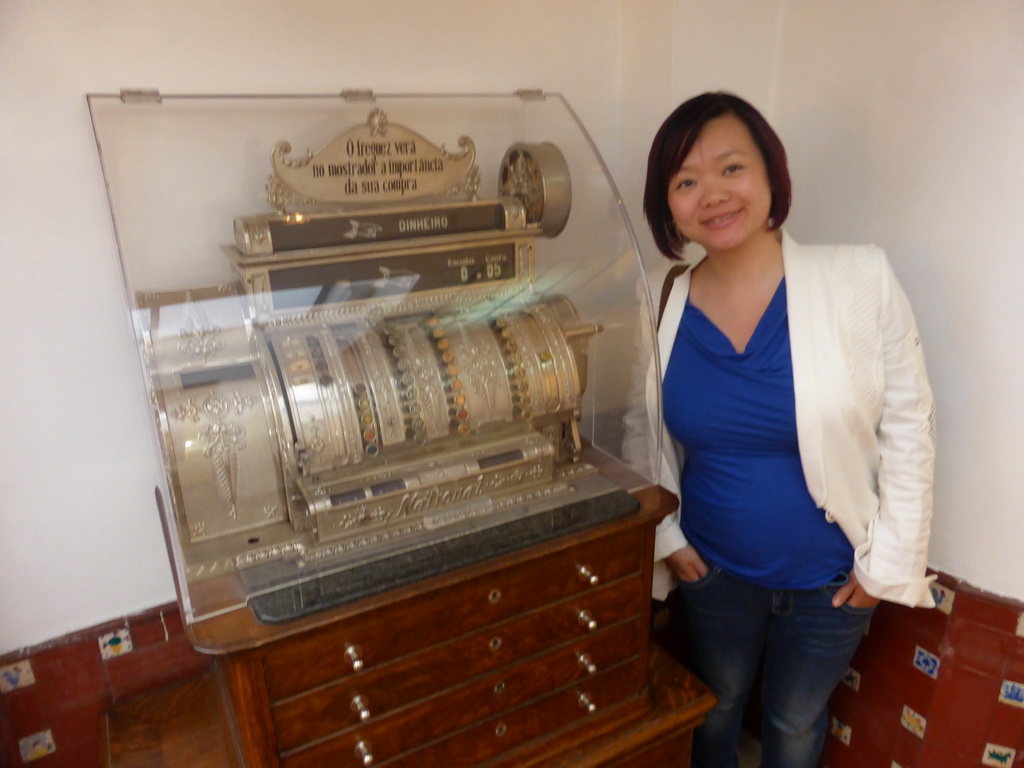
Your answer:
[832,571,882,609]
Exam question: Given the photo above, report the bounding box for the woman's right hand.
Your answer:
[666,545,708,583]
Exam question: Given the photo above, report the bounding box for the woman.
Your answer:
[640,92,936,768]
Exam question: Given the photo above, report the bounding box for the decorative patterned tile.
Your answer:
[931,583,955,615]
[18,729,56,762]
[900,705,927,739]
[830,687,921,768]
[0,661,35,693]
[913,646,940,679]
[998,679,1024,709]
[98,627,133,660]
[830,715,852,745]
[841,666,861,691]
[981,743,1016,767]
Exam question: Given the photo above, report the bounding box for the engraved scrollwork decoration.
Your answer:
[445,164,481,200]
[500,148,544,220]
[266,141,329,212]
[304,417,328,458]
[271,141,312,169]
[172,390,256,519]
[368,109,389,136]
[178,293,224,363]
[266,174,330,214]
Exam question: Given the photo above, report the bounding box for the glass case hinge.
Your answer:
[342,89,376,101]
[515,89,545,100]
[119,89,162,104]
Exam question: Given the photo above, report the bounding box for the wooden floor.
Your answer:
[101,675,234,768]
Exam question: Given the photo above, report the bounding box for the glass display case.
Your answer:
[88,91,661,642]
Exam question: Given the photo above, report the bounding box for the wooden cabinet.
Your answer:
[197,486,712,767]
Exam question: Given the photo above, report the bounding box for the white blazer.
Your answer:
[644,232,936,607]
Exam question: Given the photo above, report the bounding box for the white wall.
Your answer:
[771,0,1024,601]
[2,0,1022,653]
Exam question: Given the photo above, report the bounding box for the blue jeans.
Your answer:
[675,564,874,768]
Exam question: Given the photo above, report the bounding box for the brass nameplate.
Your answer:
[268,109,478,212]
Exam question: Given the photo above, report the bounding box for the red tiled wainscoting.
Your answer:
[0,603,208,768]
[821,574,1024,768]
[3,573,1023,768]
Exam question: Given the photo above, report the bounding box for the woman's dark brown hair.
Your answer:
[643,92,792,260]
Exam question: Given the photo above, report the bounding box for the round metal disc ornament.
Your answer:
[499,142,571,237]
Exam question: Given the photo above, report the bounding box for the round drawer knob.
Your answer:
[577,610,598,632]
[488,588,502,604]
[495,722,509,737]
[493,681,507,695]
[576,564,599,586]
[344,644,364,672]
[351,694,371,721]
[489,636,503,651]
[578,693,597,713]
[355,740,374,766]
[576,653,598,675]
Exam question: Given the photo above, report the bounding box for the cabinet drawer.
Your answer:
[263,526,644,700]
[274,610,644,753]
[281,655,646,768]
[386,657,648,768]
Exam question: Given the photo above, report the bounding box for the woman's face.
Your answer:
[666,113,774,258]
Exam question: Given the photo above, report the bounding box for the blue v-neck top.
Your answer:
[662,278,853,589]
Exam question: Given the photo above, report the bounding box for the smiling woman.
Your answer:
[666,115,774,261]
[644,93,791,262]
[637,92,936,768]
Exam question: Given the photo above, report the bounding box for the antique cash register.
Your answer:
[90,91,712,767]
